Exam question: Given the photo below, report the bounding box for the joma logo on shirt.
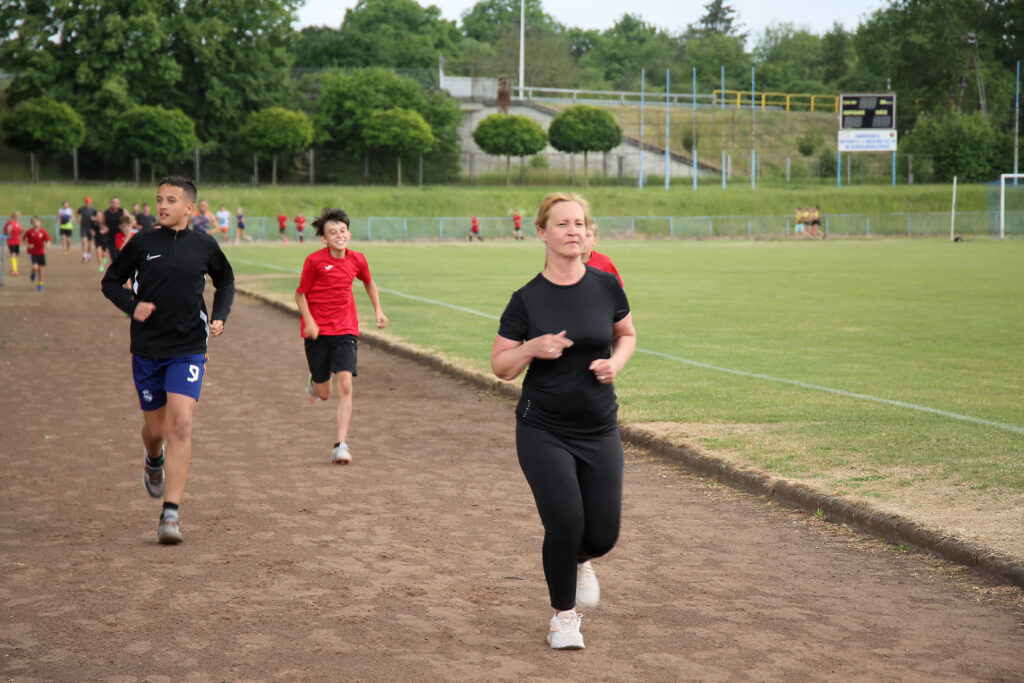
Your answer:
[324,265,334,271]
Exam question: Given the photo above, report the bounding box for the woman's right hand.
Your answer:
[532,330,573,359]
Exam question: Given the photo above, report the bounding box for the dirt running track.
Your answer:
[2,253,1023,681]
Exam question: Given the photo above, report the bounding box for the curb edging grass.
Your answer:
[238,286,1024,589]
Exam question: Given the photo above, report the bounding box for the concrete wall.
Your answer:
[456,100,719,181]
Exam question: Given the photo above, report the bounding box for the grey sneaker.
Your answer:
[547,610,584,650]
[330,442,351,464]
[305,375,317,403]
[157,515,183,544]
[576,560,600,609]
[143,447,165,498]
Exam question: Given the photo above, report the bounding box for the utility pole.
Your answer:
[957,32,987,116]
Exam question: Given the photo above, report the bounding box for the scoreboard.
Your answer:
[840,93,895,130]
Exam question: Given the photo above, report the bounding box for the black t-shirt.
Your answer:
[498,266,630,436]
[103,208,124,235]
[137,214,157,231]
[78,207,97,230]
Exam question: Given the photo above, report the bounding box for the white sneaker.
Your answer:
[576,560,600,609]
[547,610,584,650]
[330,442,351,464]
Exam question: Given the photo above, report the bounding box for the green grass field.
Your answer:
[0,182,989,223]
[229,238,1024,503]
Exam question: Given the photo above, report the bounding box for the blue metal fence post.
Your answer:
[708,218,712,237]
[665,69,671,191]
[630,216,635,237]
[786,218,790,237]
[639,69,645,189]
[825,216,829,237]
[692,67,698,191]
[866,216,870,236]
[907,214,911,236]
[670,216,674,237]
[750,66,756,190]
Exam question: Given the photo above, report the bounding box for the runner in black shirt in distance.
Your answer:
[491,192,636,650]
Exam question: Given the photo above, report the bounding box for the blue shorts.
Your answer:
[132,354,207,411]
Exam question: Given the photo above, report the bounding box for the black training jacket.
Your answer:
[101,226,235,359]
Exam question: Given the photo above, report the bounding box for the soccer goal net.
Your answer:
[989,174,1024,238]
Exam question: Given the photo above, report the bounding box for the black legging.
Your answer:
[515,421,623,611]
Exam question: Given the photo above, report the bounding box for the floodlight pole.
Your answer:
[518,0,525,99]
[1014,60,1020,186]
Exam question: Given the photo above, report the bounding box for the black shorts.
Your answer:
[7,244,19,255]
[304,334,358,383]
[30,254,46,266]
[60,228,73,238]
[82,227,96,241]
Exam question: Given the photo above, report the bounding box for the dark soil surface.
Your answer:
[2,253,1022,681]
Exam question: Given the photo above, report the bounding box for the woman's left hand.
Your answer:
[589,358,619,384]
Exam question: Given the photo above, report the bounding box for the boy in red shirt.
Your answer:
[468,214,483,241]
[295,211,307,243]
[296,208,388,464]
[115,213,137,253]
[582,219,623,287]
[24,216,51,291]
[277,211,288,243]
[3,210,22,276]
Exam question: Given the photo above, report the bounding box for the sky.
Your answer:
[294,0,888,40]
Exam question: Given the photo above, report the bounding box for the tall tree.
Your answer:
[752,22,825,93]
[472,113,547,184]
[1,96,85,182]
[362,108,435,186]
[240,107,314,184]
[0,0,298,154]
[332,0,462,69]
[461,0,562,43]
[308,67,462,183]
[852,0,1018,127]
[113,105,198,183]
[691,0,744,38]
[579,14,679,90]
[820,22,852,86]
[548,104,621,186]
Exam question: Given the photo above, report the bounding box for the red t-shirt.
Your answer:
[115,231,134,251]
[296,247,372,337]
[277,213,287,229]
[587,251,623,287]
[295,215,307,232]
[471,216,480,233]
[24,227,50,255]
[513,213,522,229]
[3,220,22,245]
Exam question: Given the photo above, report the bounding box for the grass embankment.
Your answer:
[228,239,1024,560]
[0,182,986,221]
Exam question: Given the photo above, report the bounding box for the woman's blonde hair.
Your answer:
[533,192,591,231]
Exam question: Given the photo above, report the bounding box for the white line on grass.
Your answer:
[236,259,1023,436]
[635,348,1024,437]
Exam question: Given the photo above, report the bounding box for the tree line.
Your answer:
[1,0,1021,183]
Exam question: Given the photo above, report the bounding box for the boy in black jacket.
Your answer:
[102,176,234,545]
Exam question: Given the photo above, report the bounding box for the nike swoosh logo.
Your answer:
[146,254,162,260]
